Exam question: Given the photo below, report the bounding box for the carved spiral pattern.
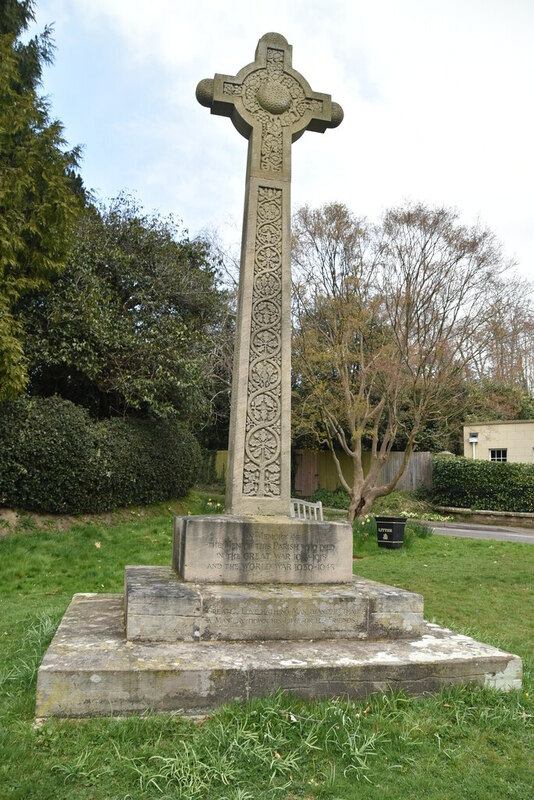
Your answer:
[243,187,283,496]
[224,48,324,173]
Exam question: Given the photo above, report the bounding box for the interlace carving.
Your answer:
[243,187,282,496]
[198,33,343,512]
[223,48,324,173]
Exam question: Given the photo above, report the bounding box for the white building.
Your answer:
[463,420,534,463]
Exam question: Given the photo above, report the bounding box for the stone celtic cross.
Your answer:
[197,32,343,516]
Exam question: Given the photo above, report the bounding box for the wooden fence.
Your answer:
[293,450,432,495]
[210,449,432,495]
[376,451,433,492]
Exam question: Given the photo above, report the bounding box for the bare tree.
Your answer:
[194,229,239,447]
[292,202,508,521]
[465,275,534,392]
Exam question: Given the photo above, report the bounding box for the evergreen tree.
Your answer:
[0,0,82,399]
[22,196,230,426]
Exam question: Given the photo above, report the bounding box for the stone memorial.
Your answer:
[35,34,521,719]
[174,32,352,586]
[196,32,343,519]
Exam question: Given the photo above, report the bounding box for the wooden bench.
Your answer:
[290,498,324,521]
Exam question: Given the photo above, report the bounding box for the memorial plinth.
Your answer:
[36,594,522,719]
[35,32,522,720]
[124,567,425,642]
[172,515,353,584]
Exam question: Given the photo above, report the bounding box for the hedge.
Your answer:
[0,396,200,513]
[432,455,534,513]
[309,487,351,509]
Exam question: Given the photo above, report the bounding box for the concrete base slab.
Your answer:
[124,566,424,642]
[173,515,353,584]
[36,594,522,719]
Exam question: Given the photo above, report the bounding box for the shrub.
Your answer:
[432,454,534,513]
[309,487,351,509]
[406,519,433,538]
[0,398,30,504]
[404,519,433,548]
[124,418,200,506]
[5,396,97,513]
[90,417,139,511]
[0,397,200,513]
[352,513,376,543]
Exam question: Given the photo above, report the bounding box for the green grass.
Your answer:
[317,489,455,522]
[353,531,534,665]
[0,493,533,799]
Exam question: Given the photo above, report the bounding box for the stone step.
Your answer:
[124,566,424,642]
[36,594,522,719]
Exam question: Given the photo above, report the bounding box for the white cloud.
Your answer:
[35,0,534,274]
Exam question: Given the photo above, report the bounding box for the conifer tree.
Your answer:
[0,0,81,399]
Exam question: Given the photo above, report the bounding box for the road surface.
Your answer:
[428,520,534,544]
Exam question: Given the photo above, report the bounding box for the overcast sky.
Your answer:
[31,0,534,275]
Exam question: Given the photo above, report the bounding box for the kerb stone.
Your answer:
[172,515,353,584]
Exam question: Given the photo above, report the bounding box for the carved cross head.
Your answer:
[196,32,343,176]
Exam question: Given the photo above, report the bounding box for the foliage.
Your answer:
[370,492,453,521]
[407,519,433,537]
[18,196,229,425]
[0,396,200,512]
[312,488,452,524]
[418,279,534,452]
[415,272,534,453]
[197,448,223,486]
[432,454,534,512]
[0,0,82,399]
[402,519,433,548]
[310,486,351,509]
[424,377,534,457]
[292,201,511,522]
[353,513,377,545]
[0,516,532,799]
[0,395,95,512]
[464,378,534,423]
[198,494,224,514]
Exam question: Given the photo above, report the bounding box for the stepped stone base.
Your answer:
[35,593,522,719]
[124,566,423,642]
[172,515,353,584]
[124,566,424,642]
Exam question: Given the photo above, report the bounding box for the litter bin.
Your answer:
[375,516,406,549]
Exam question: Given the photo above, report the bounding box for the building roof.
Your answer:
[464,419,534,427]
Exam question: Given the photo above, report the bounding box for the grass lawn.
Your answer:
[0,493,532,799]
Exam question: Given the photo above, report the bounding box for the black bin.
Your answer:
[375,516,406,549]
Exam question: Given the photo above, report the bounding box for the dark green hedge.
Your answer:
[196,449,220,486]
[309,487,351,509]
[0,396,200,513]
[432,455,534,513]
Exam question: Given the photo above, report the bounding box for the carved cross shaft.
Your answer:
[197,32,343,516]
